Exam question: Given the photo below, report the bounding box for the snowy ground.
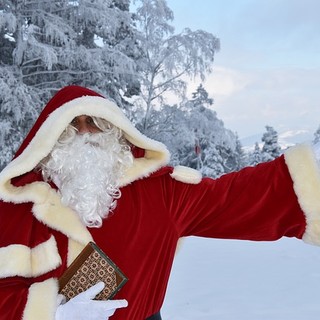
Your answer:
[162,236,320,320]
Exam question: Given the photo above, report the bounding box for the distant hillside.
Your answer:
[240,129,313,152]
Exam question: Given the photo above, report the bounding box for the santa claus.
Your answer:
[0,85,320,320]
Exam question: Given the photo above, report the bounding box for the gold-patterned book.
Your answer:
[58,242,128,301]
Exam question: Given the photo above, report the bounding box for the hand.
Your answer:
[55,282,128,320]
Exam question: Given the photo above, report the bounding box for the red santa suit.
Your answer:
[0,85,320,320]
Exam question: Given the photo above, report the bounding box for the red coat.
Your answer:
[0,86,319,320]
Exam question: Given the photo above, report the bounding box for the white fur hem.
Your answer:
[284,143,320,245]
[22,278,58,320]
[0,236,61,278]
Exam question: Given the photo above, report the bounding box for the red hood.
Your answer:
[0,85,170,205]
[15,86,104,158]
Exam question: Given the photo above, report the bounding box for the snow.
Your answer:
[162,236,320,319]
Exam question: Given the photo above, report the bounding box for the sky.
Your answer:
[165,0,320,142]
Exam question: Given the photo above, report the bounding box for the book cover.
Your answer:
[58,242,128,301]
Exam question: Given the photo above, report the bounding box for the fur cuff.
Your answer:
[22,278,58,320]
[284,143,320,245]
[0,236,61,278]
[170,166,202,184]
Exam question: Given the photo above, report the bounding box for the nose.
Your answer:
[77,121,91,134]
[71,115,102,134]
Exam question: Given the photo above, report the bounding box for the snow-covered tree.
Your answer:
[0,0,139,169]
[186,85,242,177]
[191,83,213,106]
[71,0,140,107]
[6,0,137,101]
[201,144,225,178]
[313,125,320,145]
[0,67,42,169]
[147,84,240,178]
[247,142,263,166]
[226,134,247,171]
[141,103,191,166]
[261,125,281,162]
[132,0,220,132]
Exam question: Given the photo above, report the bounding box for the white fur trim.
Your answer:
[67,239,87,267]
[0,180,92,249]
[284,143,320,245]
[0,179,92,245]
[0,236,61,278]
[170,166,202,184]
[32,187,92,246]
[22,278,58,320]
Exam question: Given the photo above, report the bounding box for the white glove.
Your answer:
[55,282,128,320]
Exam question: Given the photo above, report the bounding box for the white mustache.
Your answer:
[42,130,133,227]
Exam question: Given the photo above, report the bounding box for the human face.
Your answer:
[70,115,102,134]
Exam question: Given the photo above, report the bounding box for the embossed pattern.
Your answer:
[60,251,117,300]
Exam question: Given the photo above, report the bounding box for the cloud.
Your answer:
[187,67,252,99]
[198,65,320,138]
[207,67,252,96]
[166,0,320,140]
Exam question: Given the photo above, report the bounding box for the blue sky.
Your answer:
[166,0,320,141]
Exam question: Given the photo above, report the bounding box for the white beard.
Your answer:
[41,131,133,227]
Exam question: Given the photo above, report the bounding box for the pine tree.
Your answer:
[0,67,41,170]
[313,125,320,145]
[191,84,214,106]
[261,125,281,162]
[224,134,247,171]
[247,142,263,166]
[0,0,139,169]
[201,144,225,178]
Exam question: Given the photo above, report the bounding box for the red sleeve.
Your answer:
[0,201,65,320]
[168,155,306,241]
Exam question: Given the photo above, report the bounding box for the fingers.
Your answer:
[105,299,128,309]
[92,299,128,310]
[57,294,66,306]
[87,299,128,318]
[78,281,105,300]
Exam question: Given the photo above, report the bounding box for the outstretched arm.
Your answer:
[168,143,320,245]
